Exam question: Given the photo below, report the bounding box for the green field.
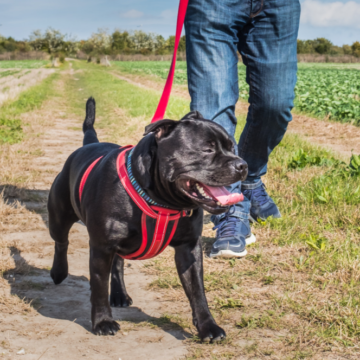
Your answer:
[113,60,360,125]
[0,60,49,69]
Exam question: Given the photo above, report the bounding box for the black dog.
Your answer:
[48,98,248,341]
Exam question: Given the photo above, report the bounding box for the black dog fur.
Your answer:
[48,97,248,341]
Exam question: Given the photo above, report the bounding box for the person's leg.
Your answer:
[185,0,255,258]
[237,0,301,221]
[185,0,246,143]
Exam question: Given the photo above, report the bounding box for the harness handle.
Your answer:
[151,0,189,122]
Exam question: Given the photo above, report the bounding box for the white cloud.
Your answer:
[160,9,177,20]
[120,10,144,19]
[301,0,360,28]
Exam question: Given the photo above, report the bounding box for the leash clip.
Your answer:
[184,209,193,217]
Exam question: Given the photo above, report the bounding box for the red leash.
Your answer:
[152,0,189,122]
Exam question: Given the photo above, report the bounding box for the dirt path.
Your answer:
[0,70,188,359]
[113,72,360,159]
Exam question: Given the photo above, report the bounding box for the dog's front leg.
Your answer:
[89,246,120,336]
[174,237,226,342]
[110,255,133,307]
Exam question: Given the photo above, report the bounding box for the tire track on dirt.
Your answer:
[112,71,360,158]
[0,69,188,359]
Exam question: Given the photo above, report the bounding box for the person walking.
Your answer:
[185,0,301,258]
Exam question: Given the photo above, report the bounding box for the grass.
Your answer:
[0,71,59,144]
[112,60,188,85]
[66,61,189,144]
[0,60,49,69]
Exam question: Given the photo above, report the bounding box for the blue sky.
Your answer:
[0,0,359,46]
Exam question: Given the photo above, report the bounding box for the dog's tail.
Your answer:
[83,97,99,146]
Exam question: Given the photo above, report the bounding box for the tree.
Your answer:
[178,35,186,52]
[154,35,166,54]
[343,44,352,55]
[352,41,360,58]
[29,28,68,65]
[88,28,111,55]
[130,31,156,54]
[29,30,44,51]
[313,38,333,55]
[111,30,131,52]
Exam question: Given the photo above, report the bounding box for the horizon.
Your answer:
[0,0,359,46]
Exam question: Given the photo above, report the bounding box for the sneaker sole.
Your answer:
[209,249,248,259]
[246,233,256,245]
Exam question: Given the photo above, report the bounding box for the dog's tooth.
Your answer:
[217,201,221,206]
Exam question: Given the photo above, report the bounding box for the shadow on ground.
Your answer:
[4,246,191,341]
[1,184,49,227]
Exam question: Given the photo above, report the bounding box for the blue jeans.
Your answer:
[185,0,300,220]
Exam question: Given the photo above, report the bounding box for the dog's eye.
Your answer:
[203,141,216,153]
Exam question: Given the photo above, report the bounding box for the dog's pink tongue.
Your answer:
[203,185,244,205]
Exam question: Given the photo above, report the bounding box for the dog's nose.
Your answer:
[234,159,248,178]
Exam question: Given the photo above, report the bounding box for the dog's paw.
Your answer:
[198,321,226,342]
[50,264,68,285]
[93,320,120,336]
[110,292,133,307]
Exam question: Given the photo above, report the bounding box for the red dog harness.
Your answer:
[79,146,188,260]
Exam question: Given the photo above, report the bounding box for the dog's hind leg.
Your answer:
[110,255,133,307]
[83,97,99,146]
[48,174,78,285]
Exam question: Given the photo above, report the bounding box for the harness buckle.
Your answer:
[184,209,193,217]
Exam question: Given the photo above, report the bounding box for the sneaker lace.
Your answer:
[245,184,268,206]
[212,206,238,238]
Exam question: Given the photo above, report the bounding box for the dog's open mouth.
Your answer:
[179,179,244,210]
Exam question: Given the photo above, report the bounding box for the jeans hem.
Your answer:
[241,179,262,190]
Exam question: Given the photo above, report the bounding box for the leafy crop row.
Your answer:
[239,67,360,124]
[113,61,359,124]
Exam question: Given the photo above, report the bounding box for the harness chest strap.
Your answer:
[79,146,186,260]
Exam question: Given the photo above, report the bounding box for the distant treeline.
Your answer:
[297,38,360,57]
[1,28,359,59]
[0,28,185,58]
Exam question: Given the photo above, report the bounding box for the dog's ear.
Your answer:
[181,111,204,120]
[133,147,155,189]
[143,119,179,140]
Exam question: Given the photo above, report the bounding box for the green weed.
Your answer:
[236,311,281,330]
[214,298,244,309]
[288,148,337,169]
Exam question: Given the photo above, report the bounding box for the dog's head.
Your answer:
[134,111,248,215]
